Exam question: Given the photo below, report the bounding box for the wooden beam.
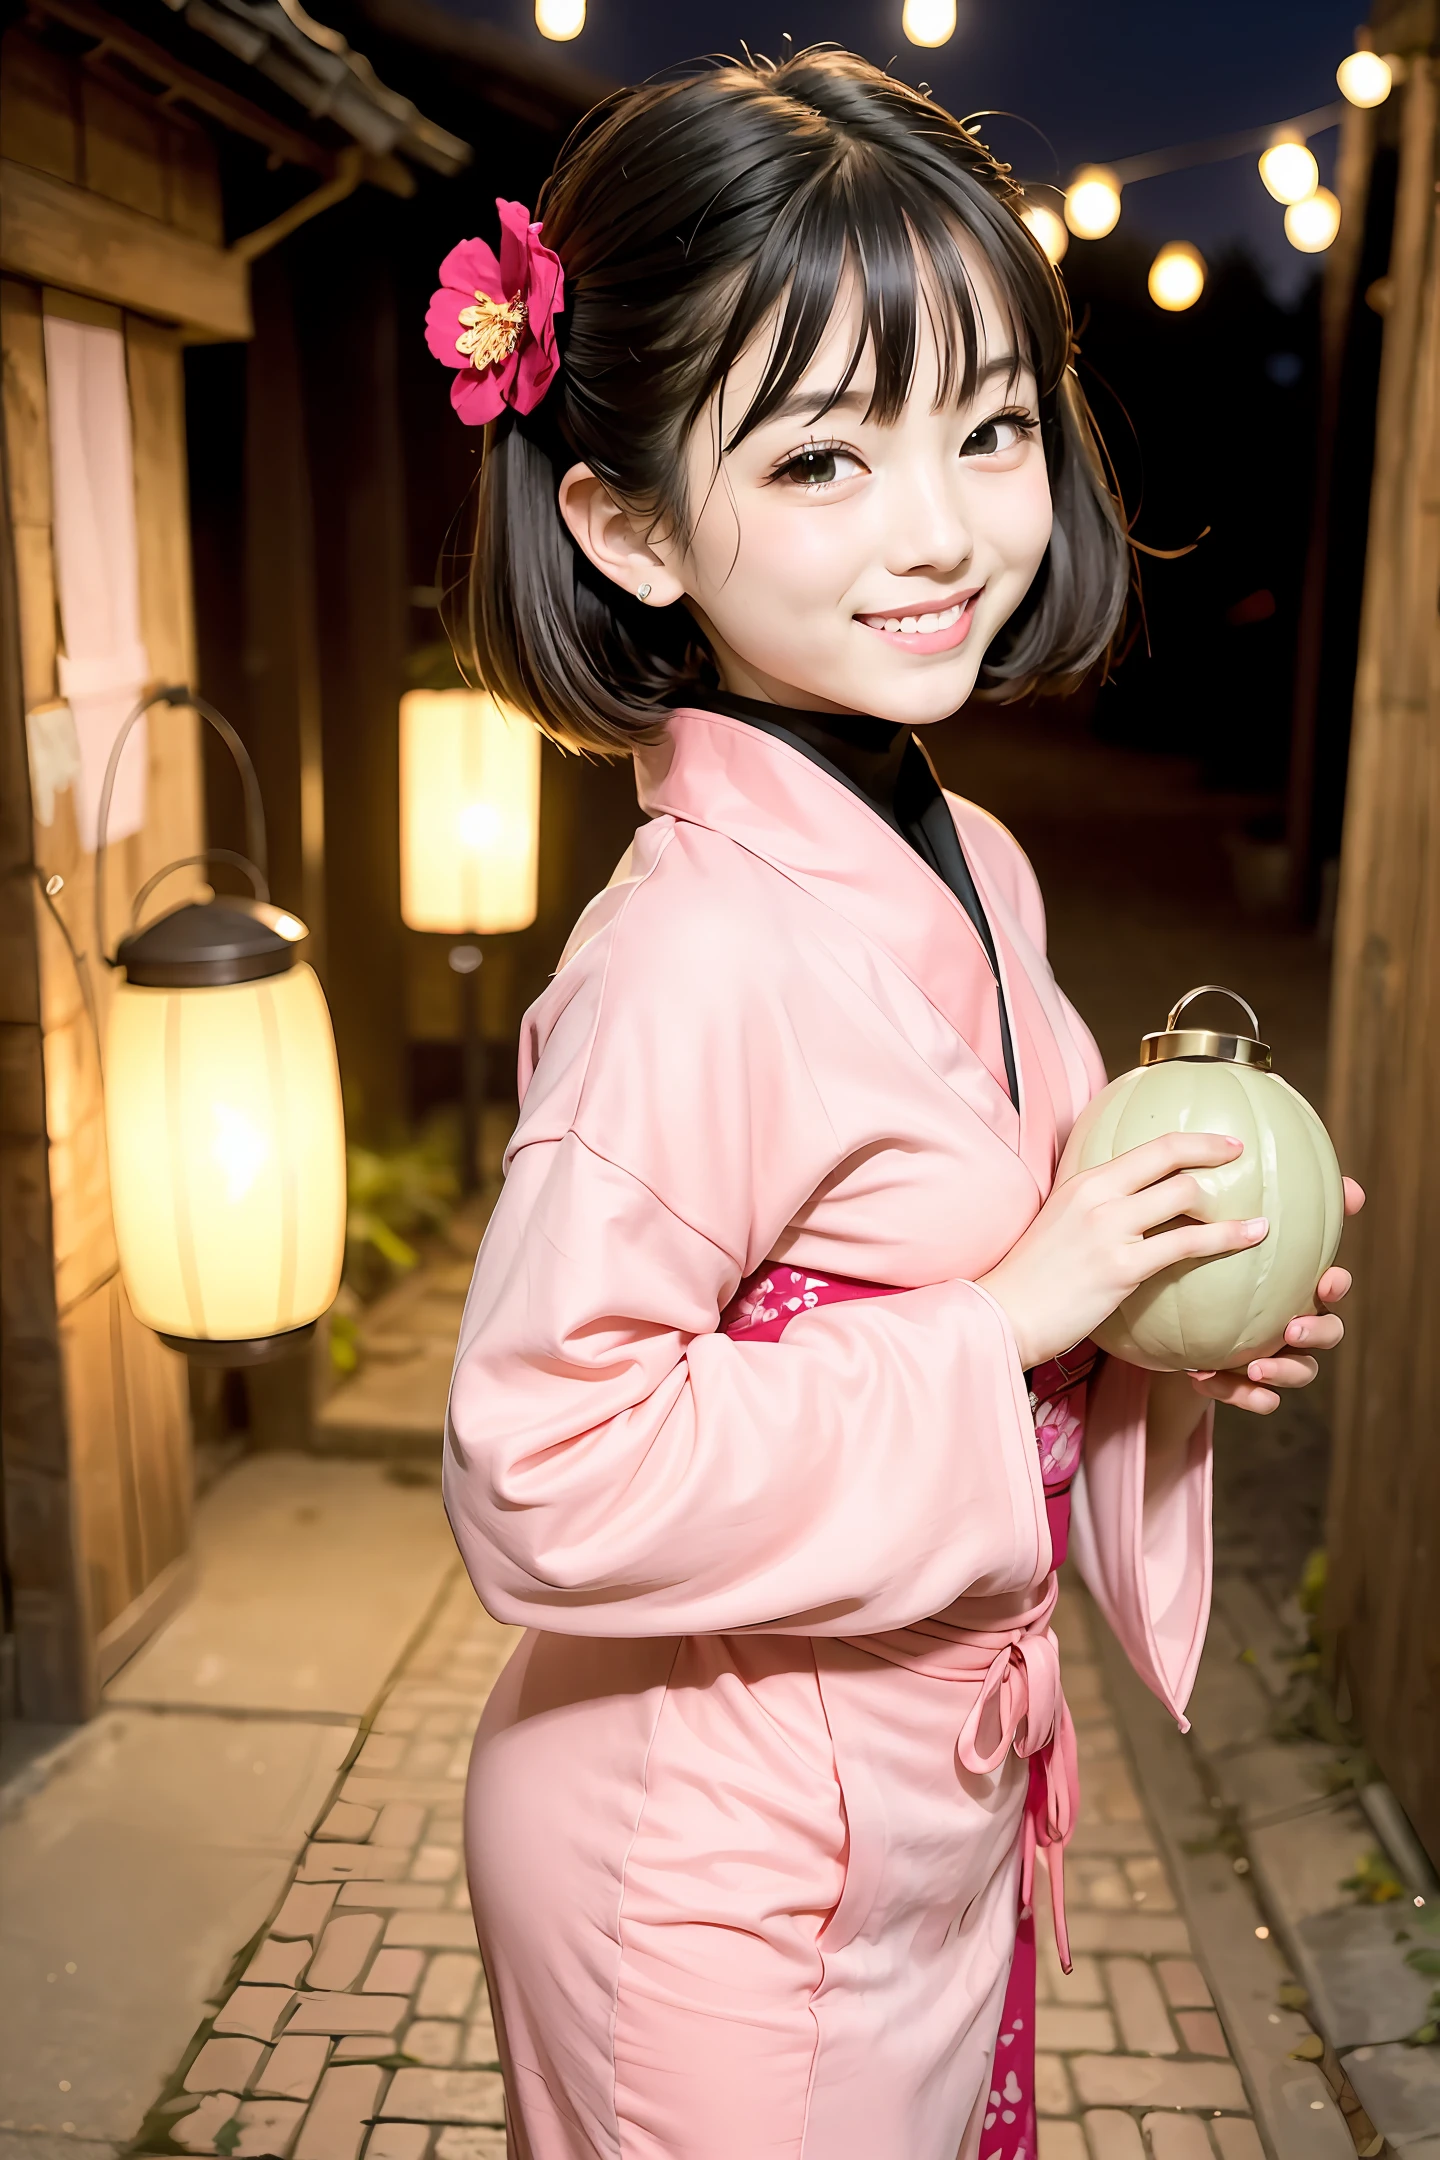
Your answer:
[24,0,334,174]
[0,156,251,339]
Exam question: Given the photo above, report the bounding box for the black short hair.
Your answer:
[447,48,1129,755]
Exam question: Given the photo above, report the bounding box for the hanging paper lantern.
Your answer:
[1064,987,1344,1372]
[105,900,346,1361]
[399,689,542,935]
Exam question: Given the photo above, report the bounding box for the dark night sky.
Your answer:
[430,0,1364,298]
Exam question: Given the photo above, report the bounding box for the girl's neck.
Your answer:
[704,688,911,813]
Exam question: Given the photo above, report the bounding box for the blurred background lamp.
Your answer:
[97,690,346,1365]
[902,0,956,46]
[1148,242,1206,312]
[1064,168,1122,240]
[1337,50,1392,107]
[400,689,542,936]
[535,0,584,38]
[1021,201,1069,265]
[1259,138,1319,206]
[1285,187,1342,254]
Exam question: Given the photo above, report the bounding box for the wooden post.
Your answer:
[1323,52,1440,1864]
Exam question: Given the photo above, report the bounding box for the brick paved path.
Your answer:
[142,1570,1274,2160]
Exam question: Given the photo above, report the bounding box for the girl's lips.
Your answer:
[855,590,981,654]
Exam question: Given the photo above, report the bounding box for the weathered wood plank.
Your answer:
[1324,54,1440,1868]
[0,29,79,185]
[0,158,251,339]
[80,74,167,224]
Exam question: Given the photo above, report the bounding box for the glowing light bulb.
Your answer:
[1064,168,1122,241]
[902,0,956,45]
[1148,242,1206,312]
[1337,50,1392,108]
[1259,139,1319,206]
[1021,202,1069,266]
[535,0,584,38]
[1285,188,1341,254]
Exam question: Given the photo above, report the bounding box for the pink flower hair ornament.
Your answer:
[425,199,565,427]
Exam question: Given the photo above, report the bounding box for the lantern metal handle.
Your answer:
[94,687,268,970]
[127,850,270,934]
[1165,984,1262,1041]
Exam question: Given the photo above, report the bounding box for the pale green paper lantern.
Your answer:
[1067,986,1345,1373]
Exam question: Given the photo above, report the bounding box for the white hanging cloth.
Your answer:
[42,313,151,846]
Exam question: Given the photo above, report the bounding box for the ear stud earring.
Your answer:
[637,582,652,602]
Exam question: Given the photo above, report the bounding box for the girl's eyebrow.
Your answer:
[763,351,1023,428]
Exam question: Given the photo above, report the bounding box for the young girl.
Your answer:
[428,48,1355,2160]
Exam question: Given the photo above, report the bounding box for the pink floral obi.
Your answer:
[721,1264,1098,1567]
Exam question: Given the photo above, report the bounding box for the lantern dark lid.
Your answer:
[118,899,309,988]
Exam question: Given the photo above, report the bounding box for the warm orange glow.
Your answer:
[1259,138,1319,206]
[902,0,956,46]
[535,0,584,36]
[400,689,542,935]
[1021,202,1069,266]
[1337,51,1391,108]
[1285,188,1341,254]
[106,963,346,1342]
[1148,242,1206,312]
[1065,168,1122,241]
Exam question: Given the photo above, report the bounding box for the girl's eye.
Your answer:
[776,443,865,490]
[962,413,1036,458]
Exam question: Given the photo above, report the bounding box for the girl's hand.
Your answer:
[978,1131,1268,1371]
[1186,1177,1366,1413]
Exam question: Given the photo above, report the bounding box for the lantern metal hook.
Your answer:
[127,849,270,933]
[1165,983,1263,1041]
[93,686,269,972]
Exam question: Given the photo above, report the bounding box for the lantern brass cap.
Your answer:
[1140,984,1272,1070]
[119,898,309,988]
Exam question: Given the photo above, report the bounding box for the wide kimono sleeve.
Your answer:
[961,805,1216,1727]
[442,836,1049,1638]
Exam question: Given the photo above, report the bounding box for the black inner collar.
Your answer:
[700,691,1020,1108]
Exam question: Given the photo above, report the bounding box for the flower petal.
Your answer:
[424,288,472,369]
[437,236,503,301]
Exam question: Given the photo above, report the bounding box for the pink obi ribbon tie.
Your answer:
[954,1622,1080,1974]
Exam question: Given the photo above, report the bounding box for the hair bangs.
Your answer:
[716,147,1033,456]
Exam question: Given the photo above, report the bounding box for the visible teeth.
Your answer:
[900,617,918,634]
[866,600,967,634]
[918,613,940,633]
[883,618,901,633]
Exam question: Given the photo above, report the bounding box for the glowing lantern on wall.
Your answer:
[97,690,346,1363]
[399,690,541,936]
[1148,242,1206,313]
[1064,168,1122,241]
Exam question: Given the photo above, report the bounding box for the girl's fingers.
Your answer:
[1120,1169,1210,1234]
[1132,1215,1266,1281]
[1192,1369,1281,1413]
[1343,1177,1365,1216]
[1103,1131,1244,1197]
[1317,1266,1352,1307]
[1244,1352,1319,1390]
[1283,1313,1344,1350]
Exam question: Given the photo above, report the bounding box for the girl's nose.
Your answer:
[883,460,974,582]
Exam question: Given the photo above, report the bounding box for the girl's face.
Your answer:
[562,247,1055,726]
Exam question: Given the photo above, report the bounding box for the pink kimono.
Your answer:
[443,706,1212,2160]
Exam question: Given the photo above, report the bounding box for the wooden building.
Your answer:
[0,0,472,1724]
[1321,5,1440,1867]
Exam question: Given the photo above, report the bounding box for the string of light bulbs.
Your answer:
[1019,46,1391,309]
[530,6,1391,314]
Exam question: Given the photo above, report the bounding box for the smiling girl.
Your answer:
[431,49,1356,2160]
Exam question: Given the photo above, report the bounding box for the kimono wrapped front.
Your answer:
[443,707,1213,2160]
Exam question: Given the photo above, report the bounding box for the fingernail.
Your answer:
[1225,1136,1244,1147]
[1245,1217,1269,1238]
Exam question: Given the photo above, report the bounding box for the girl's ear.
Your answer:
[557,464,686,607]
